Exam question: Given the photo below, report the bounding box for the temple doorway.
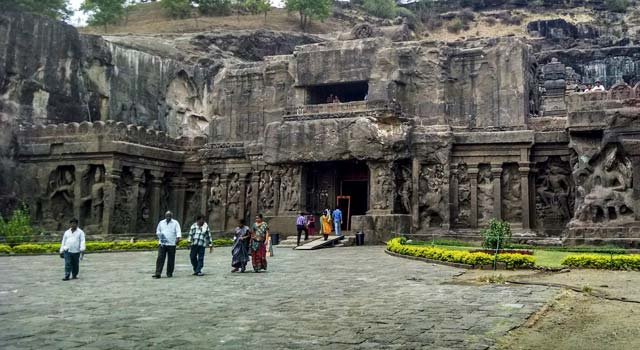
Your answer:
[305,161,369,230]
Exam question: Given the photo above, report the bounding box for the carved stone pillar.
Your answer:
[411,158,421,231]
[274,174,282,215]
[149,170,164,232]
[449,165,459,227]
[238,173,247,225]
[171,177,188,225]
[519,162,533,230]
[200,173,210,216]
[491,165,503,221]
[468,165,479,228]
[129,168,145,233]
[102,166,122,235]
[73,165,90,227]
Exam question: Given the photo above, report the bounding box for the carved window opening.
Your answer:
[305,81,369,105]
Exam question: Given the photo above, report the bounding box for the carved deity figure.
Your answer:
[48,169,75,205]
[477,166,494,224]
[258,171,274,213]
[537,164,572,220]
[456,164,471,226]
[501,166,522,222]
[398,167,412,213]
[244,178,253,222]
[82,167,105,225]
[227,173,241,220]
[373,166,393,210]
[208,175,223,207]
[419,163,446,227]
[46,168,75,224]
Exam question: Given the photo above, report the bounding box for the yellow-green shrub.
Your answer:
[561,254,640,270]
[85,242,115,252]
[132,241,159,250]
[387,238,535,268]
[0,244,12,254]
[12,244,49,254]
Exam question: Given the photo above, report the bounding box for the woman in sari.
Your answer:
[231,219,250,273]
[250,214,269,272]
[320,209,332,241]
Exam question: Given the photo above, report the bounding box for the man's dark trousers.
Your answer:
[190,245,205,274]
[64,252,80,278]
[296,225,308,245]
[155,245,176,277]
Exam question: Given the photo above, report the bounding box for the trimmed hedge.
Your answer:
[387,238,535,269]
[561,254,640,270]
[3,238,234,255]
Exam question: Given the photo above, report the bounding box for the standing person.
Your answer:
[306,213,316,237]
[332,208,343,236]
[188,215,212,277]
[320,209,332,241]
[592,80,605,92]
[296,212,308,246]
[59,218,85,281]
[250,214,269,272]
[232,219,251,273]
[153,211,181,279]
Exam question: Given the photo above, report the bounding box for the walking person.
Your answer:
[320,209,332,241]
[231,219,251,273]
[332,208,343,236]
[188,215,212,276]
[250,214,269,272]
[153,211,181,279]
[306,213,316,236]
[296,212,308,246]
[59,218,85,281]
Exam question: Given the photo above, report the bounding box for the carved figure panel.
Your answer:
[208,174,226,227]
[477,164,494,225]
[258,171,275,214]
[572,144,634,225]
[81,165,106,228]
[113,169,133,234]
[396,165,412,214]
[244,174,253,222]
[454,163,471,227]
[45,166,76,229]
[419,163,446,228]
[371,163,394,210]
[136,172,151,232]
[279,166,301,213]
[226,173,241,222]
[501,163,522,223]
[184,181,202,225]
[536,157,574,232]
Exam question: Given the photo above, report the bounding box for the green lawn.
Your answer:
[409,243,625,268]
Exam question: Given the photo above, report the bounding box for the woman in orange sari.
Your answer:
[250,214,269,272]
[320,209,332,241]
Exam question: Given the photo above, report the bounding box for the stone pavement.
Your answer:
[0,247,557,349]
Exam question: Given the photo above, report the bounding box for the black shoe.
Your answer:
[166,274,172,278]
[72,276,78,279]
[62,277,70,281]
[152,275,161,279]
[254,269,260,273]
[195,272,204,276]
[192,272,197,276]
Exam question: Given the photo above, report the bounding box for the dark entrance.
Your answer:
[305,161,369,231]
[306,81,369,105]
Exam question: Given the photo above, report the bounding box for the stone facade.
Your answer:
[3,12,640,245]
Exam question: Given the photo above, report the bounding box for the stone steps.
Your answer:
[276,234,356,249]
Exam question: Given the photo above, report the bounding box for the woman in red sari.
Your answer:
[250,214,269,272]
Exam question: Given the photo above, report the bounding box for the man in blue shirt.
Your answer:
[153,211,181,279]
[332,208,343,236]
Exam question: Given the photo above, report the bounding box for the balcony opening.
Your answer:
[306,81,369,105]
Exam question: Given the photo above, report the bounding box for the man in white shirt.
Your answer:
[153,211,181,279]
[59,218,86,281]
[591,80,606,92]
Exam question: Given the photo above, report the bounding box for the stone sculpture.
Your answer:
[227,173,241,220]
[82,167,105,225]
[419,163,445,227]
[477,165,494,225]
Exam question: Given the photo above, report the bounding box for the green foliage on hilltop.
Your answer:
[81,0,126,31]
[0,0,73,20]
[363,0,397,19]
[160,0,192,18]
[285,0,332,31]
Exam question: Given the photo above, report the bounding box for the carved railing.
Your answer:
[283,99,401,121]
[18,120,207,151]
[566,83,640,131]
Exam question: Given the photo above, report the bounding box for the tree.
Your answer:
[160,0,192,18]
[285,0,332,32]
[363,0,397,19]
[195,0,232,16]
[0,0,73,20]
[81,0,126,32]
[244,0,271,21]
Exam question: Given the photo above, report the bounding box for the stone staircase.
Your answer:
[276,232,356,249]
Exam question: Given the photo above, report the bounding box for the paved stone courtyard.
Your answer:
[0,246,557,349]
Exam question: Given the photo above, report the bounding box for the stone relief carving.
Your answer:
[113,170,133,234]
[227,173,241,221]
[477,165,494,225]
[46,166,75,227]
[137,172,151,232]
[419,163,445,228]
[371,163,394,210]
[397,166,412,214]
[258,171,275,214]
[279,167,301,212]
[572,144,634,224]
[208,174,226,228]
[244,174,253,222]
[81,166,105,226]
[184,182,202,224]
[536,158,573,226]
[455,163,471,227]
[501,164,522,223]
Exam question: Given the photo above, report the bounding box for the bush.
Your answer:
[561,254,640,270]
[363,0,397,19]
[0,206,34,245]
[0,244,11,254]
[481,219,511,250]
[86,242,115,252]
[447,18,465,34]
[196,0,232,16]
[160,0,192,19]
[213,238,234,246]
[605,0,630,13]
[12,244,49,254]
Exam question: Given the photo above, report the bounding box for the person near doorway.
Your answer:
[332,208,343,236]
[592,80,605,92]
[187,215,212,276]
[59,218,85,281]
[231,219,251,273]
[153,211,181,279]
[296,212,308,246]
[306,214,316,236]
[250,214,269,272]
[320,209,332,241]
